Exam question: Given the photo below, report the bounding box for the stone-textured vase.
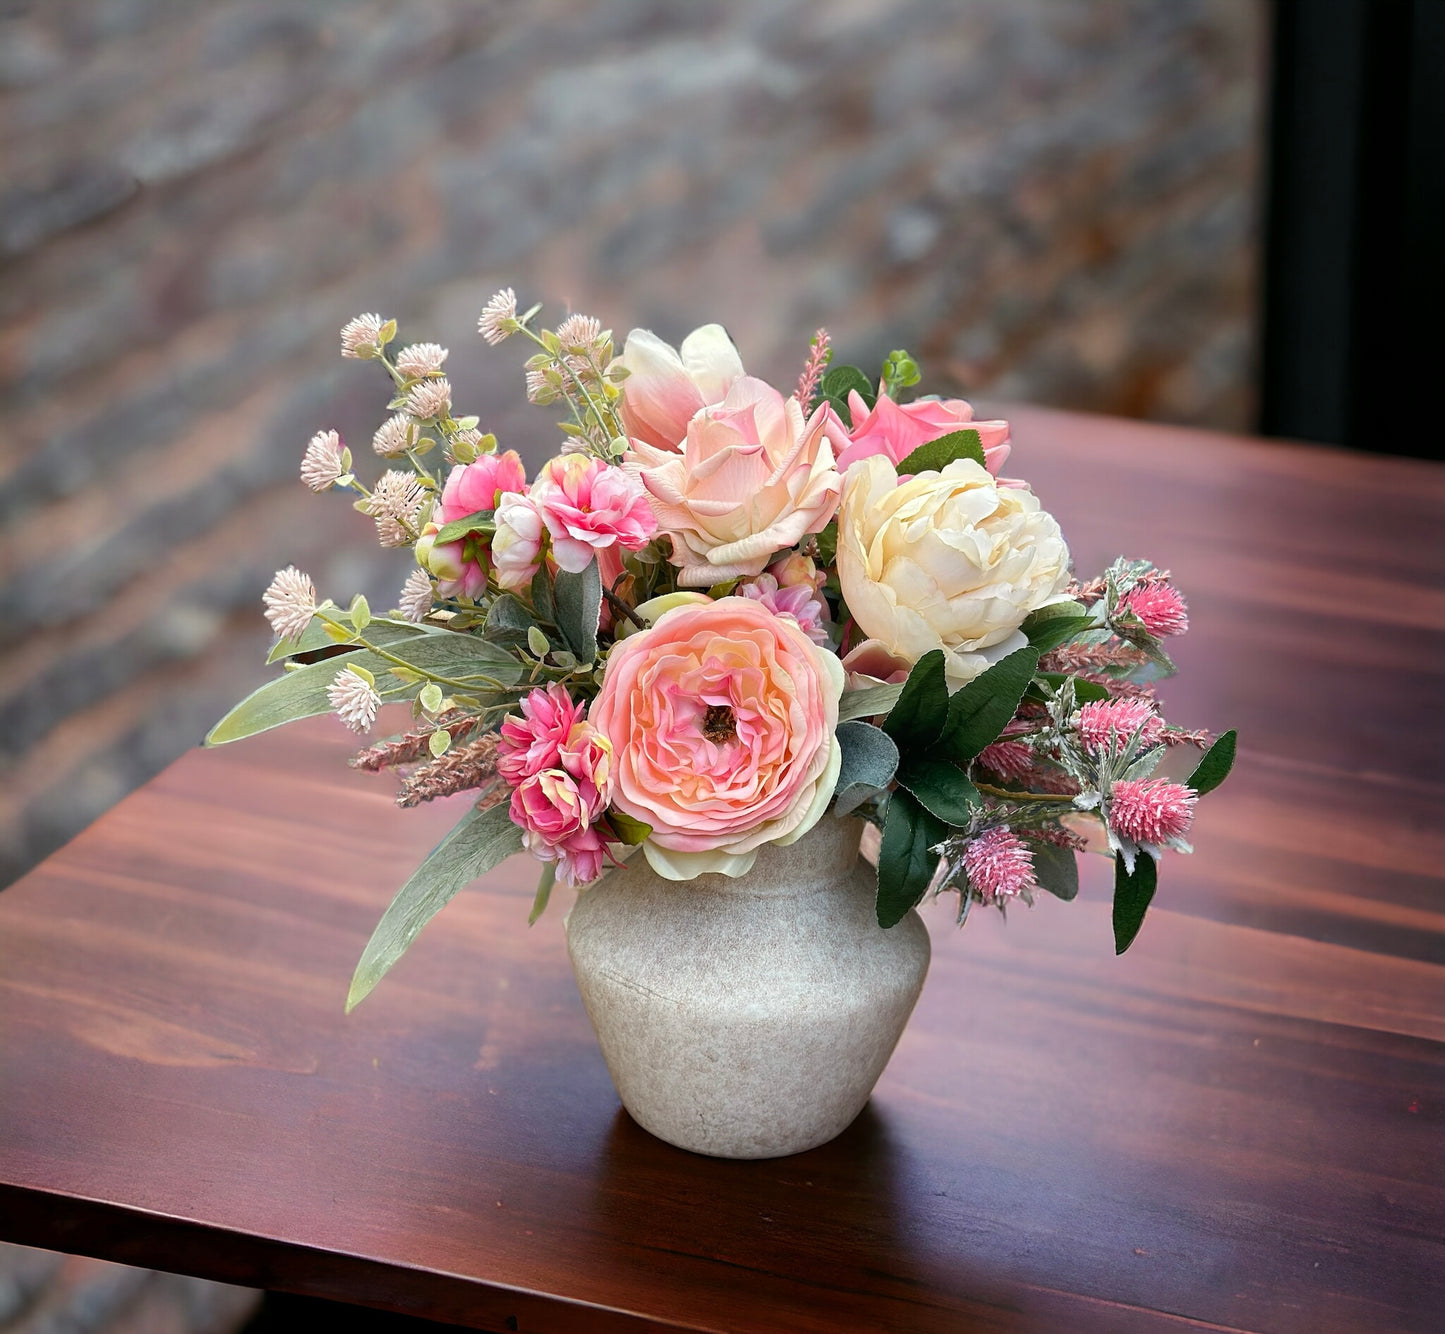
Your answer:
[565,817,931,1159]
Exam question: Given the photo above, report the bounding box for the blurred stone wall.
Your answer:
[0,0,1265,885]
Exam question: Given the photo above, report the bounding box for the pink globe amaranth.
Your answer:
[588,596,845,880]
[530,453,658,574]
[1121,580,1189,637]
[835,391,1011,477]
[615,324,746,452]
[497,684,585,786]
[1108,778,1197,846]
[1078,698,1164,754]
[436,452,527,524]
[510,769,589,844]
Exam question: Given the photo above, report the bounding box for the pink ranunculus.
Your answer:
[529,453,657,574]
[589,596,844,880]
[510,768,588,845]
[738,573,832,647]
[528,822,610,888]
[436,452,527,524]
[413,519,488,600]
[558,721,612,819]
[497,684,585,786]
[616,324,745,452]
[491,492,545,593]
[628,377,843,588]
[835,391,1011,477]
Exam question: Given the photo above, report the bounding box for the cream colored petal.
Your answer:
[679,325,746,403]
[642,841,759,880]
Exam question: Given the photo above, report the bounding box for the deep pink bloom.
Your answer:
[1078,698,1164,754]
[558,722,612,818]
[835,391,1011,476]
[497,684,585,785]
[976,739,1035,781]
[436,453,527,523]
[738,573,833,647]
[510,769,588,844]
[530,453,657,574]
[962,826,1036,903]
[528,822,610,887]
[1109,779,1197,845]
[1121,580,1189,637]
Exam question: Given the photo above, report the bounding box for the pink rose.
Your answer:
[436,452,527,522]
[589,596,844,880]
[628,377,843,587]
[510,768,589,844]
[768,552,826,592]
[491,492,545,593]
[738,573,832,648]
[616,324,745,452]
[528,823,610,888]
[530,453,657,574]
[497,684,585,785]
[835,391,1011,477]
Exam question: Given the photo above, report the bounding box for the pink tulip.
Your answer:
[616,324,746,452]
[835,391,1011,477]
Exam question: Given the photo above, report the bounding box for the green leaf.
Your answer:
[553,559,602,664]
[433,508,495,546]
[1029,672,1111,705]
[815,520,838,566]
[1112,851,1158,954]
[881,649,949,750]
[1028,839,1079,901]
[266,616,425,664]
[485,593,537,646]
[833,721,900,817]
[1021,602,1094,653]
[1187,729,1237,795]
[427,728,450,758]
[838,682,905,723]
[881,349,921,397]
[346,804,523,1011]
[821,365,876,417]
[210,634,521,745]
[528,863,557,927]
[530,567,556,622]
[895,756,980,825]
[607,808,652,845]
[937,646,1040,762]
[877,790,946,928]
[418,682,444,714]
[894,428,985,476]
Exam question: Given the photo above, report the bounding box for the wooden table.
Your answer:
[2,406,1442,1333]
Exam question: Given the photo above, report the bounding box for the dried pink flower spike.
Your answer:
[793,328,831,412]
[1078,698,1164,754]
[1109,779,1197,845]
[1122,579,1188,637]
[976,739,1035,781]
[962,826,1036,903]
[262,566,316,641]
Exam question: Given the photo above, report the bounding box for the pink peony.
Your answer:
[738,573,832,647]
[528,823,610,888]
[510,769,589,844]
[436,453,527,521]
[1108,779,1197,846]
[616,324,745,452]
[1121,580,1189,637]
[1078,698,1164,755]
[589,596,844,880]
[835,391,1011,477]
[491,492,545,593]
[628,377,843,587]
[497,684,585,785]
[529,453,657,574]
[962,826,1036,903]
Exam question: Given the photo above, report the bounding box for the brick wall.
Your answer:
[0,0,1265,885]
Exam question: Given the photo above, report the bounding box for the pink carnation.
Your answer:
[1121,580,1188,637]
[1078,698,1164,754]
[835,391,1011,477]
[558,722,612,816]
[1108,779,1197,846]
[528,823,610,888]
[962,826,1036,903]
[497,684,585,785]
[436,453,527,523]
[530,453,657,574]
[738,573,833,647]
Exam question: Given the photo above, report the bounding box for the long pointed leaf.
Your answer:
[1112,851,1158,954]
[554,559,602,664]
[1187,729,1237,795]
[877,789,945,928]
[937,646,1040,762]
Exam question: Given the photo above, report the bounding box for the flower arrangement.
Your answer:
[211,294,1235,1011]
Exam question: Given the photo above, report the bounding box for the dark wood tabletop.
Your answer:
[2,406,1443,1334]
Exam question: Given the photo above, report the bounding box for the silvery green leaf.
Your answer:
[833,721,900,817]
[554,558,602,664]
[267,615,428,664]
[837,682,904,722]
[528,863,557,926]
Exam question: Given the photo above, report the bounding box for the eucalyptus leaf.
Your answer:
[937,647,1040,762]
[528,863,557,927]
[346,804,524,1011]
[485,593,538,646]
[833,721,900,817]
[895,756,980,825]
[554,559,602,665]
[530,567,556,622]
[882,649,948,750]
[1112,851,1158,954]
[266,616,428,664]
[1028,839,1079,901]
[877,789,945,928]
[837,682,904,722]
[1187,729,1237,795]
[894,428,985,476]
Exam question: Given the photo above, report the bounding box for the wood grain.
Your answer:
[2,408,1443,1333]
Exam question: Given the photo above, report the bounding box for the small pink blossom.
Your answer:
[738,573,832,647]
[414,520,487,601]
[768,552,826,592]
[529,453,657,574]
[558,722,613,818]
[497,684,585,785]
[1109,779,1197,846]
[437,453,527,523]
[492,493,545,593]
[510,769,588,844]
[1121,580,1188,637]
[528,822,610,887]
[962,826,1036,903]
[1078,698,1164,754]
[835,391,1011,477]
[976,739,1034,781]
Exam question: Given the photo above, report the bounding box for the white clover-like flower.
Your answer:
[477,288,519,346]
[340,313,386,359]
[525,367,556,404]
[262,566,316,641]
[555,313,601,352]
[395,342,449,378]
[372,412,415,458]
[328,666,381,734]
[300,429,347,491]
[398,567,435,623]
[368,469,426,548]
[406,377,452,421]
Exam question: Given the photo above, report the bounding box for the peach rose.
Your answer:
[589,597,844,880]
[628,377,843,587]
[616,324,745,452]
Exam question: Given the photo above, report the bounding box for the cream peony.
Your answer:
[629,376,843,587]
[837,455,1072,686]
